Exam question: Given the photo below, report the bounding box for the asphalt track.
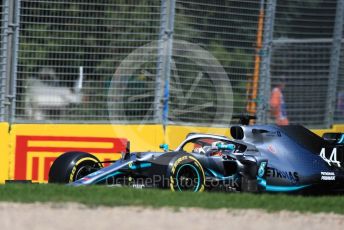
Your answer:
[0,203,343,230]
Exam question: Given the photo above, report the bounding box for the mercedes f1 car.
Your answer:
[49,123,344,193]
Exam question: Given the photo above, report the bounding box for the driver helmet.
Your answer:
[211,141,224,149]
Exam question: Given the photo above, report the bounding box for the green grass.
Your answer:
[0,184,344,214]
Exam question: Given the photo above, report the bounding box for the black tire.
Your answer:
[168,154,205,192]
[48,151,102,183]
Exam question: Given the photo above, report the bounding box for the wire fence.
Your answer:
[0,0,9,122]
[271,39,333,127]
[268,0,342,128]
[0,0,343,128]
[337,37,344,123]
[16,0,161,122]
[170,0,260,125]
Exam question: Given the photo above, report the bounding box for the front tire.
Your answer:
[168,154,205,192]
[48,151,102,183]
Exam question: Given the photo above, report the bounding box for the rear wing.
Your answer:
[322,133,344,145]
[321,133,344,168]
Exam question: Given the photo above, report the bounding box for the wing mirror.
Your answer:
[159,144,169,152]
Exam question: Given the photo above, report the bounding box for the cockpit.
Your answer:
[180,137,244,157]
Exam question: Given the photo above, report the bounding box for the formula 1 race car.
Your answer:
[49,123,344,194]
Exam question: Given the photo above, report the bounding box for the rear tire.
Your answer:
[48,151,102,183]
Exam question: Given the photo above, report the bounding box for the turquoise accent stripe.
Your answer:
[257,178,310,192]
[265,184,309,192]
[258,162,267,177]
[338,134,344,144]
[257,178,266,187]
[176,164,201,192]
[207,168,235,180]
[129,162,152,170]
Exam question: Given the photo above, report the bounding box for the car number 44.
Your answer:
[319,148,341,168]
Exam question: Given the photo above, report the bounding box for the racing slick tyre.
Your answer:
[48,151,102,183]
[168,154,205,192]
